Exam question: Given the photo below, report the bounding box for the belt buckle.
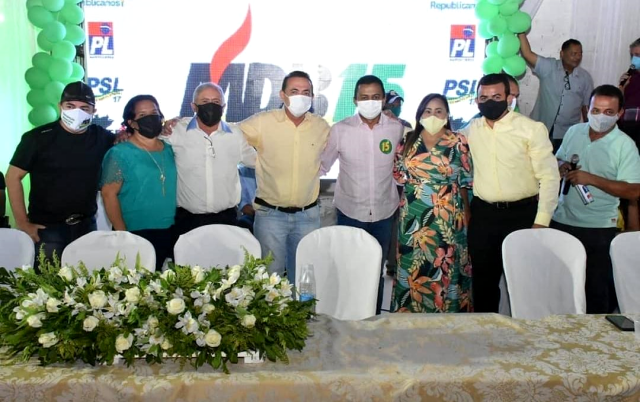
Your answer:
[495,201,509,209]
[65,214,83,225]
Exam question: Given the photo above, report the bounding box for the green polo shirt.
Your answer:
[553,123,640,228]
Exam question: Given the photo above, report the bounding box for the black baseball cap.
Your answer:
[385,90,404,105]
[60,81,96,106]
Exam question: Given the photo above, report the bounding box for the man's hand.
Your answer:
[17,221,46,243]
[162,117,180,136]
[565,169,595,186]
[114,129,131,144]
[619,72,631,89]
[241,204,255,216]
[558,162,573,176]
[532,224,547,229]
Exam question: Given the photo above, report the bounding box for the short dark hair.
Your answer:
[589,85,624,111]
[281,71,313,95]
[630,38,640,50]
[122,94,164,134]
[561,39,582,51]
[353,75,385,99]
[505,74,519,88]
[477,73,510,97]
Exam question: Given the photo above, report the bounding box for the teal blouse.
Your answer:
[100,141,177,231]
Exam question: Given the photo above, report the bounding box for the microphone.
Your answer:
[620,64,636,86]
[562,154,579,195]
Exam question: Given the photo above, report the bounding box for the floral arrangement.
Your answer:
[0,252,314,373]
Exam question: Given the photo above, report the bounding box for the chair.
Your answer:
[498,274,512,316]
[610,232,640,313]
[502,228,586,319]
[95,192,112,231]
[61,231,156,272]
[296,226,382,321]
[173,224,260,268]
[0,229,35,270]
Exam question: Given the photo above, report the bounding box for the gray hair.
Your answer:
[630,38,640,50]
[192,82,226,105]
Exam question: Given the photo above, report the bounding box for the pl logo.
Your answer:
[88,22,114,58]
[449,25,475,60]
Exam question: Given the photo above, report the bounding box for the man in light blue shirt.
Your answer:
[552,85,640,314]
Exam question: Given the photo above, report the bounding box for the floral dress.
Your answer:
[392,131,473,313]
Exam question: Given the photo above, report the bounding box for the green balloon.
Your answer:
[27,6,54,28]
[61,3,84,25]
[70,62,85,81]
[488,15,508,37]
[487,0,507,4]
[499,0,520,16]
[497,33,520,57]
[42,0,65,12]
[486,41,499,57]
[29,104,59,127]
[25,67,51,89]
[475,1,499,21]
[482,56,504,75]
[26,0,44,8]
[52,40,76,61]
[45,81,66,104]
[478,21,493,40]
[32,52,53,71]
[64,23,86,45]
[27,89,48,107]
[37,31,55,51]
[48,57,72,82]
[507,11,532,34]
[43,21,66,43]
[503,55,527,77]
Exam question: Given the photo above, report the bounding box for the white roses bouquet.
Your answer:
[0,252,314,373]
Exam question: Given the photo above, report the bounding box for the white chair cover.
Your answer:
[296,226,382,321]
[610,232,640,313]
[498,274,512,316]
[0,229,35,270]
[95,192,112,231]
[61,231,156,272]
[173,224,260,268]
[502,228,587,319]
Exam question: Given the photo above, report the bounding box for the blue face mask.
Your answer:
[632,55,640,69]
[390,106,401,117]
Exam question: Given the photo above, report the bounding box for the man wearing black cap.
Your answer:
[6,81,114,267]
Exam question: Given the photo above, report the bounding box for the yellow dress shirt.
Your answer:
[466,111,560,226]
[239,109,330,207]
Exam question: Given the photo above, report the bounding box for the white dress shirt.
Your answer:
[320,113,404,222]
[164,117,256,214]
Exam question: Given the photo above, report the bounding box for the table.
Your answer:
[0,314,639,401]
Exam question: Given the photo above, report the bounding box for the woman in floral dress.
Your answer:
[392,93,473,313]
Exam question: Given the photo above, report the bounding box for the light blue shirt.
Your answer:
[553,123,640,228]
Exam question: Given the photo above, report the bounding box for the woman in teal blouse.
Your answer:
[101,95,177,271]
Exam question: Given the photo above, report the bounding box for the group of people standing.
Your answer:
[4,35,640,316]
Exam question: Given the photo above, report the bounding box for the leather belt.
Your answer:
[480,195,538,210]
[255,197,317,214]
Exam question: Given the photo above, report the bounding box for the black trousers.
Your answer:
[173,207,238,238]
[130,228,173,272]
[468,197,538,313]
[550,221,618,314]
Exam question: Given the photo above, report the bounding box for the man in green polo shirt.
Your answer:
[552,84,640,314]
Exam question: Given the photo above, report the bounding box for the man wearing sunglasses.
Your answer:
[519,33,594,152]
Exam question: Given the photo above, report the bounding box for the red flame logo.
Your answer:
[209,5,252,84]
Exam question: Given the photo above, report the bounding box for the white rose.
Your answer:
[191,266,206,284]
[88,290,107,309]
[83,315,100,332]
[201,304,215,314]
[166,298,186,315]
[125,287,140,304]
[58,266,73,281]
[161,338,172,350]
[38,332,58,348]
[115,333,134,353]
[27,313,45,328]
[147,316,159,329]
[46,297,61,313]
[204,329,222,347]
[241,314,256,328]
[160,270,175,281]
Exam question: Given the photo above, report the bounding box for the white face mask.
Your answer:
[588,111,618,133]
[420,116,448,136]
[285,95,312,117]
[509,97,518,111]
[60,108,93,131]
[357,100,383,120]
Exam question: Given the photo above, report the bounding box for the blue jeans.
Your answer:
[336,209,394,314]
[34,218,97,271]
[254,205,320,286]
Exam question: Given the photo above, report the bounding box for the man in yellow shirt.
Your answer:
[239,71,330,285]
[466,73,560,313]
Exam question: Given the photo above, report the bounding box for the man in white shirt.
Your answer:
[320,75,404,314]
[164,82,256,237]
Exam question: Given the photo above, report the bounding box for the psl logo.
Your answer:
[449,25,475,59]
[88,22,114,57]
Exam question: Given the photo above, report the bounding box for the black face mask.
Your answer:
[196,103,223,127]
[135,115,163,138]
[478,99,508,121]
